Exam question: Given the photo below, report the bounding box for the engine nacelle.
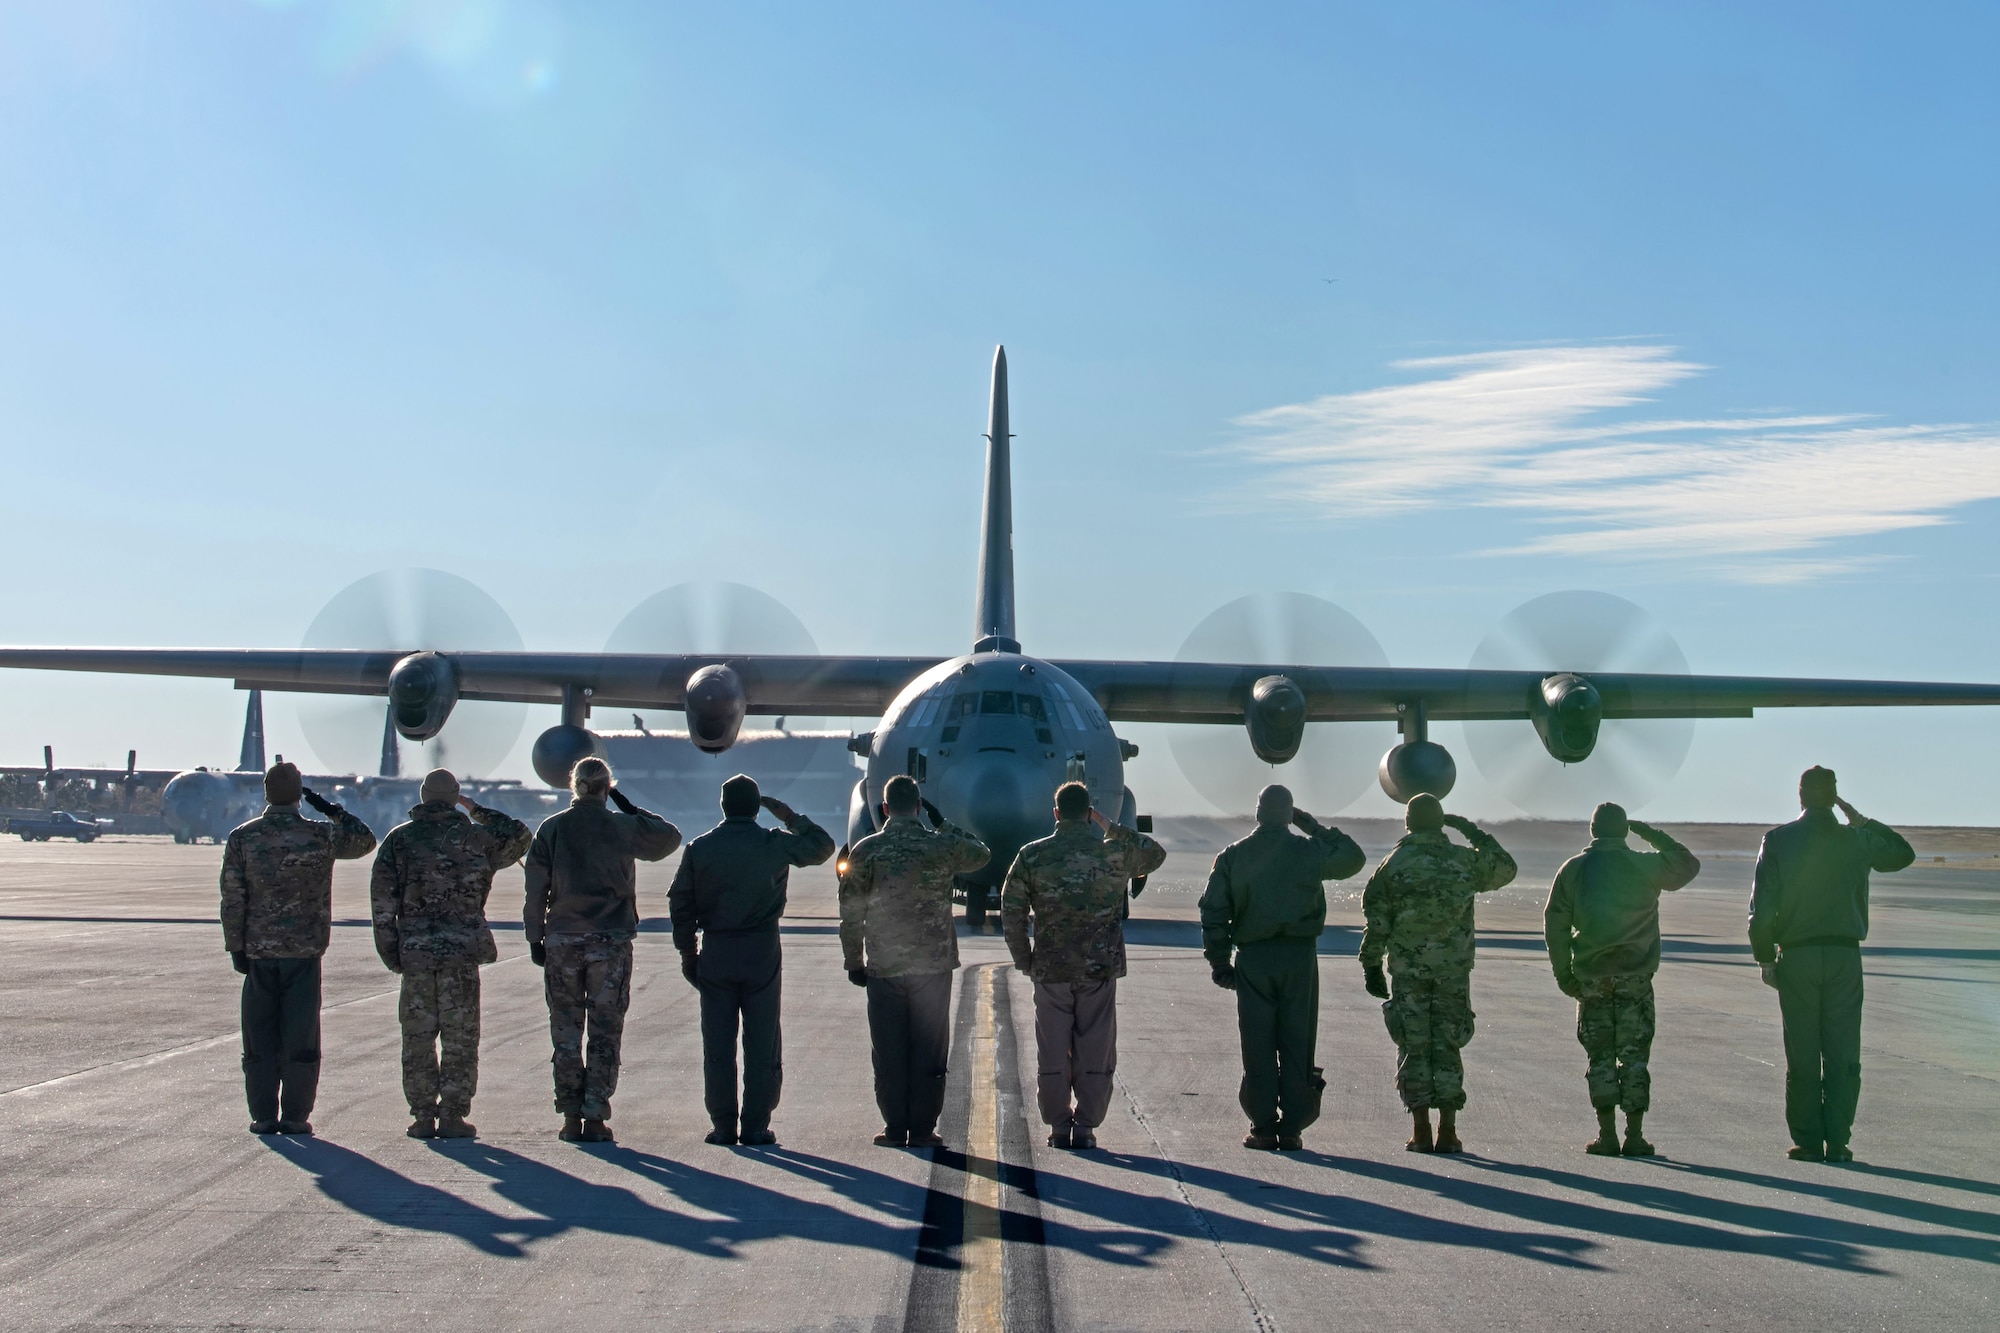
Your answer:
[685,663,747,753]
[1532,672,1602,763]
[387,651,459,741]
[1378,740,1458,802]
[531,724,602,788]
[1245,674,1307,764]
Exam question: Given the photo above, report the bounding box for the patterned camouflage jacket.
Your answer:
[220,802,378,959]
[1358,824,1516,980]
[1002,820,1167,984]
[370,801,534,969]
[840,814,991,976]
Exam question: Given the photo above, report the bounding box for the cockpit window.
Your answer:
[1044,680,1090,731]
[949,693,979,720]
[1017,694,1048,723]
[980,690,1016,715]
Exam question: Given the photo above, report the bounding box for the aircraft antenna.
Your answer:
[973,344,1020,653]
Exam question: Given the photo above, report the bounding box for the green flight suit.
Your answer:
[1544,825,1701,1113]
[1199,815,1366,1135]
[1750,808,1913,1154]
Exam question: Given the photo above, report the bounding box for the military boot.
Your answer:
[1620,1111,1655,1158]
[436,1114,477,1139]
[559,1113,585,1143]
[1825,1144,1855,1164]
[580,1118,614,1143]
[1243,1131,1279,1151]
[1434,1108,1463,1155]
[275,1120,314,1137]
[1406,1108,1434,1153]
[1069,1126,1098,1150]
[874,1127,908,1148]
[1586,1107,1620,1156]
[1047,1122,1073,1149]
[407,1114,437,1140]
[1276,1133,1304,1152]
[249,1119,280,1135]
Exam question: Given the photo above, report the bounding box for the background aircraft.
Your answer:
[6,347,2000,924]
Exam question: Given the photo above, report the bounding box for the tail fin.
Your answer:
[238,691,266,773]
[973,344,1019,652]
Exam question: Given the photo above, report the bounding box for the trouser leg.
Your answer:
[700,979,745,1130]
[1614,976,1656,1115]
[543,938,588,1114]
[1233,956,1283,1134]
[1777,949,1828,1149]
[1387,978,1434,1110]
[275,958,322,1121]
[1069,979,1118,1128]
[241,961,284,1123]
[867,976,913,1131]
[399,965,443,1116]
[1578,987,1620,1110]
[1820,949,1864,1149]
[436,961,482,1118]
[580,943,631,1120]
[904,972,954,1136]
[1033,983,1078,1126]
[1428,973,1472,1112]
[738,960,784,1133]
[1273,948,1322,1132]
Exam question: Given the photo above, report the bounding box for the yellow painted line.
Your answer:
[957,965,1004,1332]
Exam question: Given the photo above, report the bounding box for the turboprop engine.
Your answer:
[685,663,747,753]
[1244,674,1307,764]
[1532,672,1603,763]
[386,652,459,741]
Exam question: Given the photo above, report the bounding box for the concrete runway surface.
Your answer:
[1,820,1996,1331]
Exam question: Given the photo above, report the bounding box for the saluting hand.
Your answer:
[1086,808,1110,831]
[921,798,946,830]
[760,795,798,824]
[1835,798,1864,825]
[608,786,639,815]
[1290,808,1318,832]
[300,788,337,816]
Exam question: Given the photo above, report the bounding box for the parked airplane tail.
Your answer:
[973,344,1019,653]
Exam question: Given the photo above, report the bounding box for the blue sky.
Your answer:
[3,1,1998,823]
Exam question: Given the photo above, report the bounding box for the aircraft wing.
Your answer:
[3,648,1999,723]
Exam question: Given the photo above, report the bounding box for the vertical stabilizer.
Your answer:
[238,690,266,773]
[973,344,1020,652]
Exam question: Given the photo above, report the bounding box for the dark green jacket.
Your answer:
[1197,816,1366,967]
[523,797,681,944]
[1749,809,1914,963]
[1544,827,1700,985]
[668,811,836,953]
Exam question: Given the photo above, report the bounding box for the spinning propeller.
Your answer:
[295,569,526,780]
[1169,592,1394,815]
[1464,591,1694,817]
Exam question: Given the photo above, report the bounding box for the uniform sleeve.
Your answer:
[625,806,682,862]
[1543,861,1578,989]
[368,836,403,970]
[667,846,699,954]
[471,805,534,870]
[837,847,870,973]
[1104,822,1167,877]
[939,821,992,873]
[1748,834,1781,965]
[220,831,248,954]
[1196,849,1236,969]
[1299,815,1367,881]
[1358,858,1393,971]
[1000,852,1035,973]
[1857,819,1916,874]
[328,805,378,860]
[775,813,837,867]
[1633,824,1701,892]
[1463,824,1517,893]
[523,827,554,947]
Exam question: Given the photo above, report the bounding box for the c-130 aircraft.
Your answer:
[6,345,2000,927]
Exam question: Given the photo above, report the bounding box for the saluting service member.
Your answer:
[1358,794,1515,1154]
[1001,781,1166,1150]
[839,775,990,1148]
[524,757,681,1144]
[369,768,532,1140]
[1544,802,1700,1157]
[220,761,376,1136]
[1750,766,1913,1163]
[1199,784,1366,1151]
[669,774,836,1147]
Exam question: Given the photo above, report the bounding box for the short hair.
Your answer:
[571,757,611,799]
[1800,765,1838,809]
[1055,781,1091,820]
[883,775,921,815]
[264,761,302,806]
[721,773,761,816]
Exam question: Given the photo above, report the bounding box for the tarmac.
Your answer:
[1,818,1996,1331]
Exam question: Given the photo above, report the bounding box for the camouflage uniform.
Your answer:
[219,801,377,1124]
[1001,820,1166,1129]
[840,813,990,1136]
[1545,825,1700,1115]
[1750,809,1913,1155]
[370,800,532,1119]
[1358,823,1515,1111]
[1199,814,1366,1136]
[526,796,682,1120]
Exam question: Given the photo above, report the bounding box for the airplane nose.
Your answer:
[934,750,1052,876]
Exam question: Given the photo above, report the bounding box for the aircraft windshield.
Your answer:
[980,691,1016,715]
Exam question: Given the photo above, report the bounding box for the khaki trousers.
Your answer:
[1032,979,1118,1128]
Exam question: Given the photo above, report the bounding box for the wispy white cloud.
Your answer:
[1231,346,2000,581]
